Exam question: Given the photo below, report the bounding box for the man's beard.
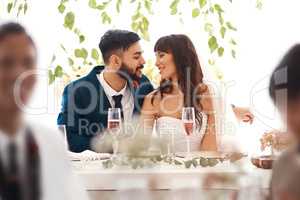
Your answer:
[117,62,143,83]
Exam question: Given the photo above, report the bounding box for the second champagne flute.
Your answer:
[107,108,122,159]
[182,107,195,158]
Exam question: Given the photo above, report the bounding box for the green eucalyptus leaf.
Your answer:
[220,26,226,38]
[226,21,237,31]
[218,47,224,57]
[24,3,28,14]
[200,157,209,167]
[208,36,218,53]
[144,0,152,13]
[192,8,200,18]
[208,158,219,167]
[231,49,236,58]
[192,159,198,167]
[184,160,192,168]
[91,48,99,60]
[17,4,23,17]
[199,0,206,8]
[174,159,183,165]
[55,65,63,77]
[204,23,213,33]
[88,0,97,9]
[116,0,122,13]
[230,38,237,45]
[64,12,75,30]
[7,3,13,13]
[68,58,74,66]
[58,3,66,13]
[214,4,224,13]
[218,12,224,25]
[48,70,55,85]
[79,35,85,43]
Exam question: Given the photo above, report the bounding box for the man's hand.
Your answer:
[232,106,254,124]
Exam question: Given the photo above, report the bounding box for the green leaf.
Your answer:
[88,0,97,9]
[218,47,224,57]
[170,0,180,10]
[231,49,236,58]
[218,13,224,25]
[60,44,67,53]
[184,160,192,168]
[199,157,209,167]
[51,55,56,64]
[192,8,200,18]
[17,4,23,17]
[226,22,237,31]
[171,8,177,15]
[55,65,63,77]
[230,38,237,45]
[79,35,85,43]
[132,13,140,21]
[131,22,139,31]
[68,58,74,66]
[48,70,55,85]
[144,0,152,13]
[208,36,218,53]
[192,159,198,167]
[24,3,28,14]
[116,0,122,13]
[7,3,13,13]
[214,4,224,13]
[91,48,99,60]
[64,12,75,30]
[101,12,111,24]
[220,26,226,38]
[199,0,206,8]
[208,59,215,65]
[209,6,214,13]
[170,0,179,15]
[74,48,88,59]
[58,3,66,13]
[204,23,213,34]
[208,158,219,167]
[174,160,182,165]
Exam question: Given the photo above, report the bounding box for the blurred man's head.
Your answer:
[0,22,37,114]
[269,44,300,139]
[98,30,145,81]
[272,155,300,200]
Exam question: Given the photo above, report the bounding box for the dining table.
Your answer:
[71,152,272,200]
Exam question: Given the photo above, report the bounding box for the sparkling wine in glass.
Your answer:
[182,107,195,158]
[107,108,121,159]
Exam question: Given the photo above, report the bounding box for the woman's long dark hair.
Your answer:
[152,34,205,127]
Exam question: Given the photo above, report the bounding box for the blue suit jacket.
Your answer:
[57,66,154,152]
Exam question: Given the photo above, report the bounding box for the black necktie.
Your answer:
[6,141,21,200]
[0,128,40,200]
[112,95,124,119]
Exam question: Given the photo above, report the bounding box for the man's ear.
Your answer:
[110,54,122,68]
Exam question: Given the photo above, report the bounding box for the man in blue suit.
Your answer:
[57,30,154,152]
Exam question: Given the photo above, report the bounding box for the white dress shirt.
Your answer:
[0,121,88,200]
[98,71,134,122]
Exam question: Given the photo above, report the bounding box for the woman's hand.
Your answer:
[260,130,292,151]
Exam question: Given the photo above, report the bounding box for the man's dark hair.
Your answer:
[0,22,34,45]
[98,30,140,64]
[269,44,300,103]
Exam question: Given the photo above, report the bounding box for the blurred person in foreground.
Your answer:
[0,22,88,200]
[268,44,300,200]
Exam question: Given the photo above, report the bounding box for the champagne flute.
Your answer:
[107,108,122,159]
[182,107,195,158]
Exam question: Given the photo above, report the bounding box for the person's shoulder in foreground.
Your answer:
[27,121,89,200]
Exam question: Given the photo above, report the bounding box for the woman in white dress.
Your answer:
[141,34,217,151]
